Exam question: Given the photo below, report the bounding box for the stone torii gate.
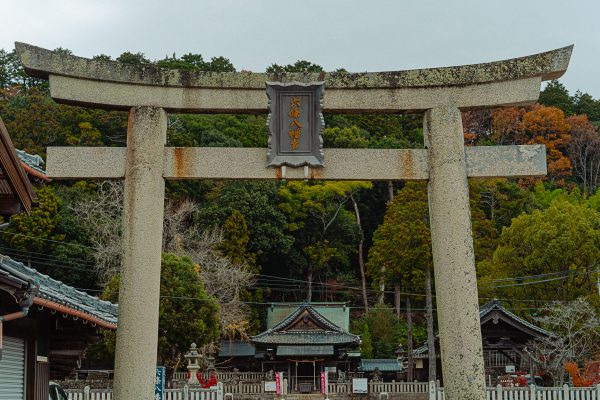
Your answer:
[16,43,572,400]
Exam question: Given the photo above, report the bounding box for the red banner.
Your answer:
[276,372,283,395]
[320,372,328,395]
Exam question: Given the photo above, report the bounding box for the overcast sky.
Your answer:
[2,0,599,97]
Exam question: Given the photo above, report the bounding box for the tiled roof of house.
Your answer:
[251,303,360,346]
[15,149,49,181]
[0,254,117,328]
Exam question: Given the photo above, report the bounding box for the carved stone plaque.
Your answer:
[266,81,325,167]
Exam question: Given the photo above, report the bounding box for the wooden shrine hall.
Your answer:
[220,303,361,393]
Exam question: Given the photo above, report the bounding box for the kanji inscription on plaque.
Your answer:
[266,81,325,167]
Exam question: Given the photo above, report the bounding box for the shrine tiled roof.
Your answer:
[359,359,403,372]
[479,299,552,337]
[413,299,551,357]
[0,254,117,328]
[218,340,256,357]
[251,303,360,346]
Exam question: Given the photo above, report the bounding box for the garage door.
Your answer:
[0,336,25,400]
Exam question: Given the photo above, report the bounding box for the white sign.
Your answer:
[505,365,516,373]
[352,378,368,394]
[264,381,277,392]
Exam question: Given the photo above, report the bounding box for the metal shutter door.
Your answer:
[0,336,25,400]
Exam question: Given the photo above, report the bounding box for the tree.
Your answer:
[323,126,369,148]
[521,105,572,178]
[266,60,324,73]
[490,108,524,145]
[486,105,574,180]
[478,200,600,307]
[539,80,574,115]
[116,51,151,65]
[278,180,371,301]
[1,185,64,258]
[350,194,369,314]
[156,53,235,72]
[525,298,600,385]
[567,114,600,193]
[218,210,257,271]
[472,179,538,229]
[368,182,497,381]
[366,182,434,380]
[573,91,600,122]
[360,321,373,358]
[195,180,293,270]
[71,181,256,338]
[0,49,45,89]
[102,253,220,378]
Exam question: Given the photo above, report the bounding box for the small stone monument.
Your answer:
[184,343,202,386]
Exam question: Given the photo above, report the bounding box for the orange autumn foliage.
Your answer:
[521,105,572,177]
[565,361,600,387]
[491,107,525,145]
[487,105,573,179]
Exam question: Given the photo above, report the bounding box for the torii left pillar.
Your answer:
[114,107,167,400]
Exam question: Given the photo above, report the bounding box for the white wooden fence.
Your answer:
[65,381,600,400]
[65,382,222,400]
[327,381,429,394]
[429,382,600,400]
[173,372,264,382]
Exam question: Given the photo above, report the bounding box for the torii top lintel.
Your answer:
[15,42,573,114]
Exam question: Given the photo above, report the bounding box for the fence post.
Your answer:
[217,382,224,400]
[183,384,189,400]
[563,384,569,400]
[529,384,536,400]
[596,384,600,400]
[429,381,436,400]
[83,386,90,400]
[497,384,502,400]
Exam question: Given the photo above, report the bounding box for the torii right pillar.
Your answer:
[426,107,486,398]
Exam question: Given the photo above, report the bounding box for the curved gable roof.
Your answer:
[252,303,359,346]
[479,299,552,337]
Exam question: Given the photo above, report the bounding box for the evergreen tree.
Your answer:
[539,80,574,115]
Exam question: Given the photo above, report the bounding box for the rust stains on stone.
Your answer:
[399,150,415,179]
[310,167,323,180]
[172,147,189,178]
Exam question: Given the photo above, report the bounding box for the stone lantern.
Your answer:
[395,345,408,381]
[184,343,203,385]
[204,342,217,373]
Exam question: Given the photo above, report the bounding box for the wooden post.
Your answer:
[84,386,90,400]
[563,384,569,400]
